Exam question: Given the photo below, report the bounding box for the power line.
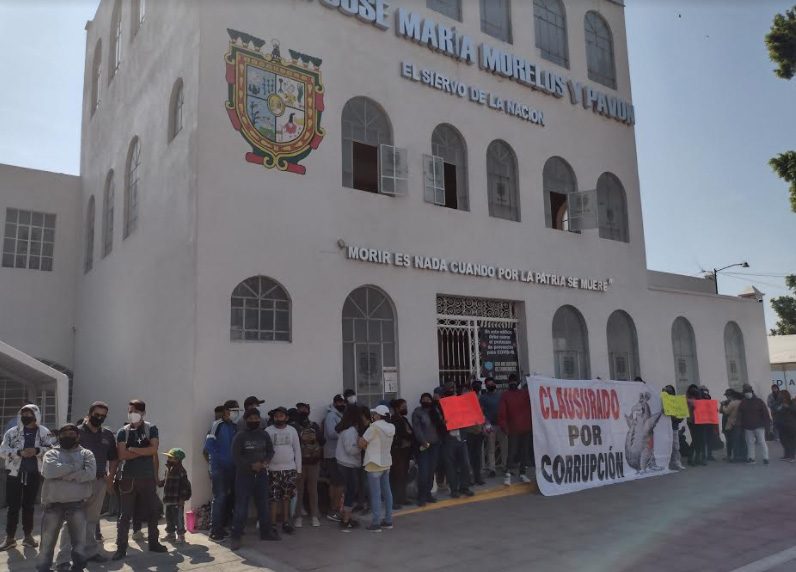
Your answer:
[720,274,788,290]
[723,272,792,278]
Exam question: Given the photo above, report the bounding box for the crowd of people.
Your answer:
[0,375,790,570]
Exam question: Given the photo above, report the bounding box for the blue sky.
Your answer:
[0,0,793,330]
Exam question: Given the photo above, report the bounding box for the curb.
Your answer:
[395,481,538,517]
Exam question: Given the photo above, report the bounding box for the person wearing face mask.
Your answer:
[291,403,324,528]
[265,407,302,536]
[231,409,277,550]
[323,394,347,522]
[737,383,772,465]
[55,402,118,567]
[662,387,686,470]
[412,393,440,507]
[480,377,507,478]
[237,396,266,431]
[498,374,533,486]
[344,389,358,405]
[113,399,168,560]
[0,404,52,551]
[159,448,192,544]
[204,400,240,542]
[36,424,97,572]
[389,399,413,508]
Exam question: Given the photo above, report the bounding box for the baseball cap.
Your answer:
[244,396,265,408]
[371,405,390,417]
[273,406,289,416]
[433,387,445,395]
[224,400,240,410]
[163,448,186,461]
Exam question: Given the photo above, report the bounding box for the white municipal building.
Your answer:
[0,0,769,500]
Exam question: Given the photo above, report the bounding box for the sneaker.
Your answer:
[675,464,686,470]
[503,474,512,486]
[474,480,486,486]
[788,459,796,464]
[231,539,242,551]
[260,528,281,541]
[282,523,295,535]
[176,534,186,545]
[763,459,770,465]
[311,517,321,527]
[0,537,17,551]
[460,488,475,497]
[326,511,342,522]
[111,548,127,561]
[520,474,531,484]
[55,563,71,572]
[162,533,176,542]
[365,525,382,533]
[450,491,461,499]
[149,542,168,553]
[380,521,394,529]
[132,531,146,542]
[488,470,496,478]
[208,532,225,542]
[745,459,756,464]
[340,520,357,533]
[294,517,303,529]
[22,535,38,548]
[426,497,438,504]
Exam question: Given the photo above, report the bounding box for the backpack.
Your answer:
[297,423,321,464]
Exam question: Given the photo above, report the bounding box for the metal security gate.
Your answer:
[436,295,519,386]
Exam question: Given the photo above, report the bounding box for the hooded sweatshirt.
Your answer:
[335,427,362,469]
[323,404,344,459]
[40,445,96,504]
[0,404,52,477]
[362,419,396,471]
[205,418,237,473]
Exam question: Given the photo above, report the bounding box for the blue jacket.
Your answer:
[205,419,237,472]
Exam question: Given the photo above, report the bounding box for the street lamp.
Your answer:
[713,262,749,294]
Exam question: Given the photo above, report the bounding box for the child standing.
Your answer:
[160,448,192,544]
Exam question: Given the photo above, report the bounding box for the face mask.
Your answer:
[487,386,496,393]
[229,410,241,422]
[89,415,105,428]
[509,383,519,390]
[744,392,753,399]
[347,395,357,404]
[20,416,35,426]
[59,436,77,449]
[274,419,287,428]
[298,412,309,421]
[335,404,346,412]
[246,420,261,430]
[399,409,408,416]
[128,412,143,424]
[421,402,432,409]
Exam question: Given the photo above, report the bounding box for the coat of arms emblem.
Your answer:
[225,29,325,175]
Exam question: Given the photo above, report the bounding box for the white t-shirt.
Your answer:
[265,425,302,473]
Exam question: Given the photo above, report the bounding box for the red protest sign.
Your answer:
[693,399,719,425]
[440,392,486,431]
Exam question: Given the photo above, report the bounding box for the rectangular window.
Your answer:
[2,208,56,271]
[427,0,461,21]
[480,0,512,43]
[379,145,408,196]
[352,142,379,193]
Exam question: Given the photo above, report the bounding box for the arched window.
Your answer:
[585,11,616,89]
[132,0,146,35]
[724,322,748,391]
[672,317,699,394]
[91,40,102,115]
[552,305,590,379]
[124,137,141,239]
[543,157,577,231]
[607,310,640,381]
[84,196,95,273]
[426,124,469,211]
[486,140,520,222]
[109,0,122,82]
[102,172,115,258]
[341,97,393,193]
[342,286,398,407]
[168,79,185,142]
[597,172,628,243]
[480,0,512,43]
[427,0,461,21]
[230,276,291,342]
[534,0,569,68]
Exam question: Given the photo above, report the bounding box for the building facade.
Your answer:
[0,0,770,504]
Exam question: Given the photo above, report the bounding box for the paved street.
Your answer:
[3,444,796,572]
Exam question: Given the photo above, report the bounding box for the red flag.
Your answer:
[693,399,719,425]
[440,393,485,431]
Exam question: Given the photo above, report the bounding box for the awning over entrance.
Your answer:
[0,340,68,428]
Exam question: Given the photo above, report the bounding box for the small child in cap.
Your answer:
[159,448,192,544]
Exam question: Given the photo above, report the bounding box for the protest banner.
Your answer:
[660,393,689,419]
[528,376,673,496]
[440,392,485,431]
[693,400,719,425]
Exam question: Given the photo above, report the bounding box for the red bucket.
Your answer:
[185,509,196,533]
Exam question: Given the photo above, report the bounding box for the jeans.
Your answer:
[465,433,484,483]
[367,470,392,526]
[506,433,531,474]
[416,443,439,502]
[57,478,107,564]
[745,427,769,461]
[232,471,270,540]
[485,427,508,472]
[210,467,235,535]
[338,465,360,511]
[116,478,160,548]
[165,504,185,534]
[37,501,87,572]
[5,471,40,537]
[295,463,320,518]
[443,436,471,492]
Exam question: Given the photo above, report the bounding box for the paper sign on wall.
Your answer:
[440,392,485,431]
[660,393,689,419]
[383,367,398,394]
[693,400,719,425]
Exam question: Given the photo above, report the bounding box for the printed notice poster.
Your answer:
[479,327,519,386]
[383,367,398,394]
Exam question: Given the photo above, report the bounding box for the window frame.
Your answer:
[102,171,115,258]
[534,0,569,68]
[585,11,617,89]
[124,137,141,239]
[109,0,122,83]
[480,0,513,44]
[430,123,469,211]
[84,196,95,273]
[91,40,102,115]
[596,172,629,243]
[341,97,394,194]
[230,276,292,342]
[169,79,185,143]
[426,0,462,21]
[2,208,57,272]
[543,156,577,231]
[486,140,520,222]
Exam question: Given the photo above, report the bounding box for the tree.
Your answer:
[766,8,796,211]
[771,275,796,335]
